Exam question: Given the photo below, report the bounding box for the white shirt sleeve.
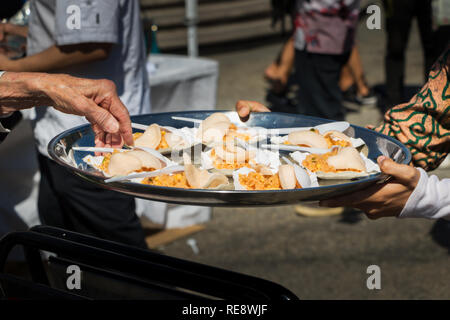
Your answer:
[399,168,450,220]
[54,0,120,46]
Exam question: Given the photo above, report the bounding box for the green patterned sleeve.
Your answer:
[375,47,450,171]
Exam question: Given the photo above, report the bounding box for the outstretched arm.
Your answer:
[0,72,133,147]
[321,156,450,220]
[0,43,112,72]
[321,156,421,219]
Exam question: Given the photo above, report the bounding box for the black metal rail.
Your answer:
[0,226,298,300]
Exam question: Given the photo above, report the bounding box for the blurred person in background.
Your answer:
[264,0,362,216]
[266,0,376,109]
[0,0,150,248]
[265,43,377,108]
[264,0,295,101]
[265,0,361,120]
[339,46,377,106]
[383,0,434,108]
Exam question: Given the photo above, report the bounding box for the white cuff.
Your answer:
[398,168,428,219]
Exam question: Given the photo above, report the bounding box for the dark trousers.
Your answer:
[294,49,349,121]
[37,154,147,249]
[383,0,434,106]
[0,0,23,20]
[433,26,450,63]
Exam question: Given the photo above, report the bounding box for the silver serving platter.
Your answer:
[48,111,411,207]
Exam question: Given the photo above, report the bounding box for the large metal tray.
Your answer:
[48,111,411,206]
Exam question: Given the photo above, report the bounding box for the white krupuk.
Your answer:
[134,123,161,149]
[287,130,329,149]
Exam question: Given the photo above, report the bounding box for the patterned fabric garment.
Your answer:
[376,45,450,171]
[294,0,360,54]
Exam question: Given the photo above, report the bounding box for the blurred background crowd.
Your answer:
[0,0,449,299]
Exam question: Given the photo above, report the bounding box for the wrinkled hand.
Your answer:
[320,156,420,219]
[235,100,270,122]
[39,74,133,148]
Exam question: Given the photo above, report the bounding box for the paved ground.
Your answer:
[158,9,450,299]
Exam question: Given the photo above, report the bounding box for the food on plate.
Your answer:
[278,164,298,189]
[224,124,251,142]
[322,131,352,148]
[323,130,350,142]
[196,113,256,145]
[133,123,193,152]
[107,150,164,176]
[210,143,254,170]
[287,130,329,149]
[236,164,302,190]
[79,112,380,189]
[107,153,142,176]
[197,113,232,144]
[165,132,185,148]
[238,171,281,190]
[185,164,229,189]
[143,172,190,188]
[251,163,274,176]
[301,146,369,179]
[302,147,365,173]
[286,129,351,149]
[142,164,229,189]
[134,124,169,150]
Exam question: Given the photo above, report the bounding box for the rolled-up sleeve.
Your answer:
[375,47,450,171]
[54,0,120,46]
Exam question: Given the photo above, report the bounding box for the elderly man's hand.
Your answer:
[320,156,420,219]
[40,74,134,148]
[235,100,270,122]
[0,72,133,148]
